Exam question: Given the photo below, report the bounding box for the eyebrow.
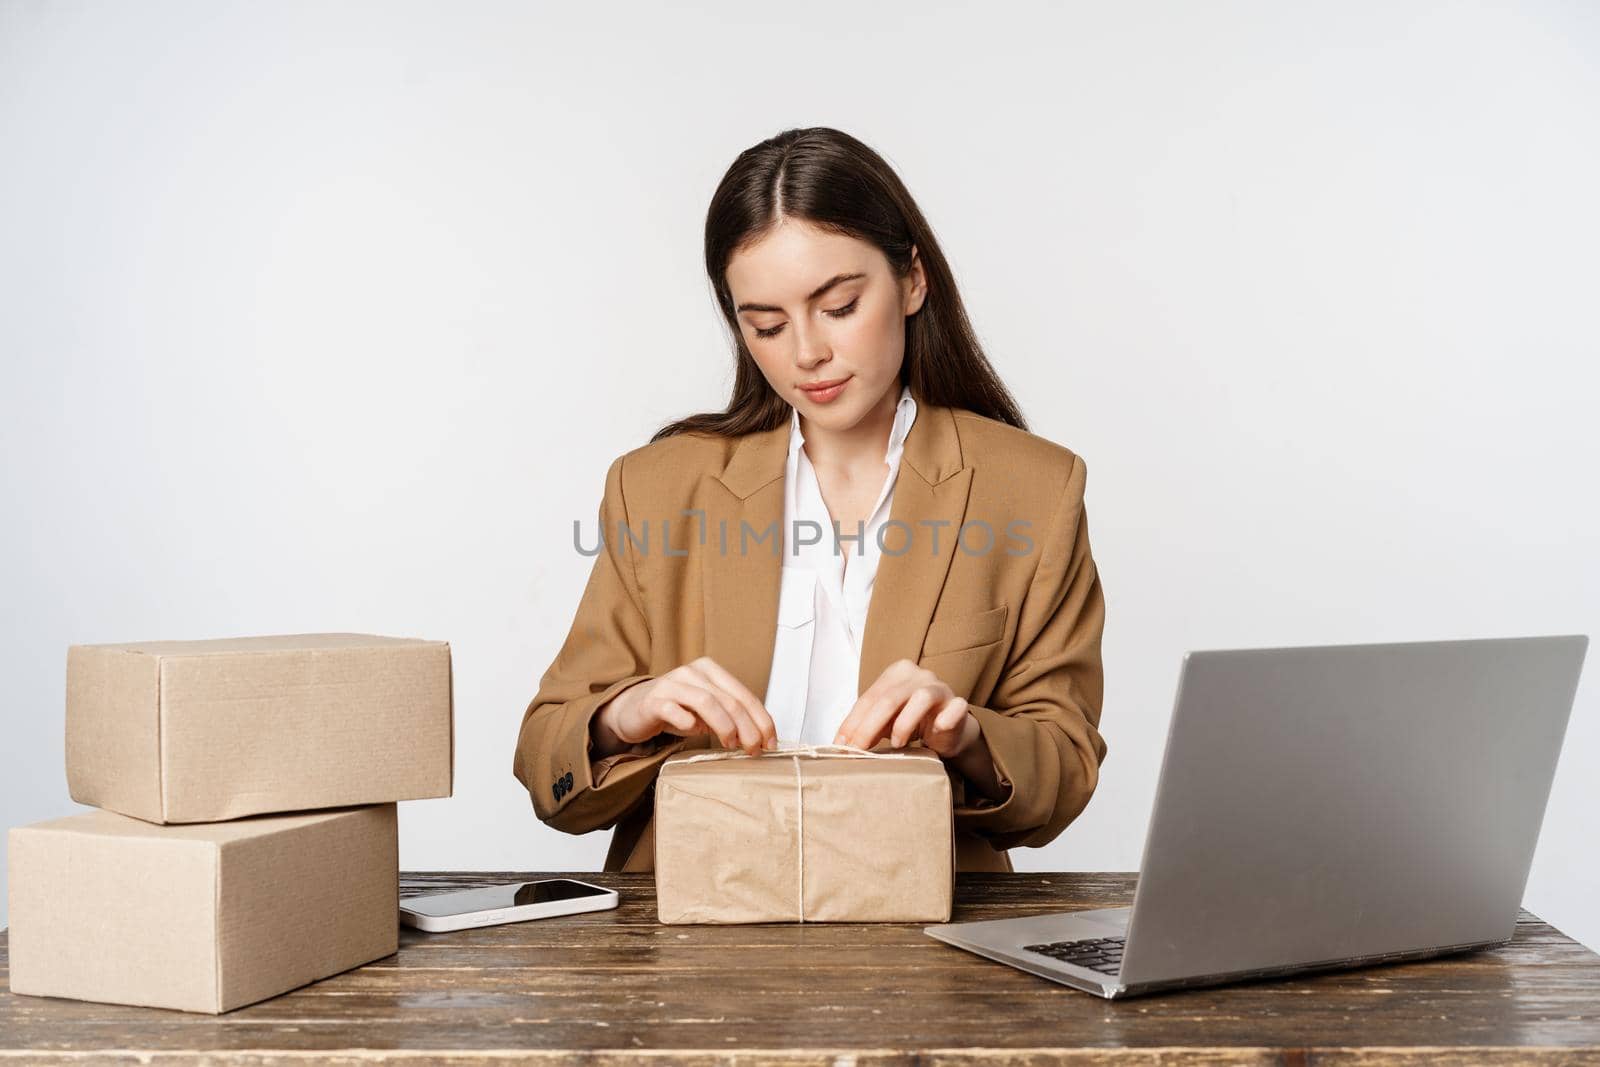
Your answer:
[735,272,866,314]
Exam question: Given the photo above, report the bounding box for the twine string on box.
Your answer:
[671,742,930,921]
[670,741,929,767]
[794,756,802,919]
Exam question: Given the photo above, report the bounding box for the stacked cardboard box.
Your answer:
[7,633,454,1013]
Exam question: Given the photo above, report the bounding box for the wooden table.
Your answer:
[3,871,1599,1064]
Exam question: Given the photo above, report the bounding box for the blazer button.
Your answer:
[564,771,574,790]
[552,781,562,801]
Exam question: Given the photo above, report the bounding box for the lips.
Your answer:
[799,376,850,393]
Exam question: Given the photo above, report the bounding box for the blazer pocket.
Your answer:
[921,605,1008,657]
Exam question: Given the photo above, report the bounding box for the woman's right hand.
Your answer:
[593,656,778,757]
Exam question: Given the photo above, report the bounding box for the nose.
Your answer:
[792,319,830,370]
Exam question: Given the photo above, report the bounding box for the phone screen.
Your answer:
[401,879,609,917]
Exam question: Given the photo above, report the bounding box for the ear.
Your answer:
[904,245,929,316]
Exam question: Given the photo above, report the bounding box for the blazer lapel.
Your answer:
[857,402,971,694]
[703,421,788,699]
[701,400,971,703]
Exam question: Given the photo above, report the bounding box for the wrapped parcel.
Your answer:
[654,743,954,924]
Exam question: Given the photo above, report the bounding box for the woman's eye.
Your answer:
[752,298,859,340]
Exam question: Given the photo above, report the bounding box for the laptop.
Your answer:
[925,634,1588,999]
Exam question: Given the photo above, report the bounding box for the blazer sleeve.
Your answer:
[951,450,1108,850]
[511,452,696,835]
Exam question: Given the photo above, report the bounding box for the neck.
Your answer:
[798,382,902,475]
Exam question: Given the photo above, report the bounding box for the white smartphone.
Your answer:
[399,878,619,932]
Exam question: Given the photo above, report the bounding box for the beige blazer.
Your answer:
[512,399,1108,874]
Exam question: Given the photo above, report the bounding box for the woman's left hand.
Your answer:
[832,659,980,759]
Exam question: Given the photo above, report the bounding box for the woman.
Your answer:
[513,127,1107,874]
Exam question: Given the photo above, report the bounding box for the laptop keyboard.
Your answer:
[1022,935,1125,975]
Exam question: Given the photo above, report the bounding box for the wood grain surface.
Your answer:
[2,870,1598,1064]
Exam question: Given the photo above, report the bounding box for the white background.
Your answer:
[2,1,1596,949]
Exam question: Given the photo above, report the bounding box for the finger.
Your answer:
[838,685,909,750]
[654,700,701,736]
[890,687,941,748]
[675,672,764,754]
[843,666,954,749]
[834,661,910,746]
[832,696,868,748]
[930,696,969,736]
[921,697,971,753]
[717,697,766,754]
[666,680,742,751]
[691,658,779,749]
[832,692,871,748]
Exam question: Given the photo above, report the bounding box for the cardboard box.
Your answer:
[66,633,453,823]
[7,804,399,1014]
[654,745,955,924]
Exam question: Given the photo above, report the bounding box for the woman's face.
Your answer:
[725,217,926,432]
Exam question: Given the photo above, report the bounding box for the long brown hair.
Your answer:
[651,127,1027,442]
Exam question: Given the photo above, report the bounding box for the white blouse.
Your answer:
[761,383,919,745]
